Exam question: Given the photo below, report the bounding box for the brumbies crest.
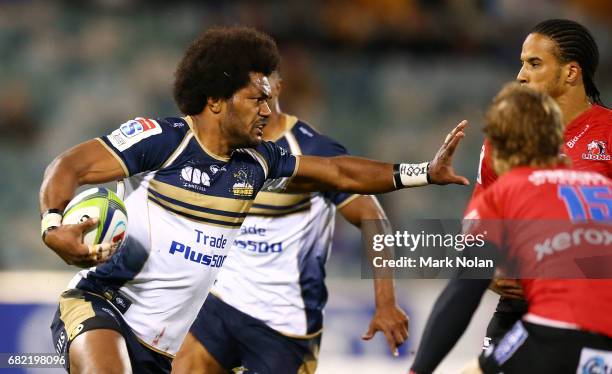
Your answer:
[582,140,611,161]
[232,170,254,196]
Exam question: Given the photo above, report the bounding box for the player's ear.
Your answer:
[207,97,224,114]
[564,61,581,86]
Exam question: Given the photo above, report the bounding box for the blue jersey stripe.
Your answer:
[251,196,311,211]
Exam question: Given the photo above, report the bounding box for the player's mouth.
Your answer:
[253,121,267,137]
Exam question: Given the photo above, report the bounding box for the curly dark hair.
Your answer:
[173,26,280,115]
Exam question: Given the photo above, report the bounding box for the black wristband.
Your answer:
[392,164,403,189]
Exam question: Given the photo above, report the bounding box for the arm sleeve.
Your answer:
[254,141,298,179]
[409,191,506,373]
[99,117,185,176]
[410,278,492,374]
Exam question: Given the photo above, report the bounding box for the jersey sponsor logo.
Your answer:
[239,224,266,236]
[566,124,590,149]
[120,118,157,137]
[261,177,290,192]
[168,240,227,267]
[234,239,283,253]
[232,170,254,196]
[55,331,66,354]
[108,118,162,151]
[582,140,611,161]
[209,165,225,175]
[298,126,314,137]
[100,307,116,319]
[577,347,612,374]
[528,170,610,186]
[180,166,211,189]
[534,227,612,261]
[493,321,528,366]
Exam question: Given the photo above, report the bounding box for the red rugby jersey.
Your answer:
[473,104,612,197]
[465,166,612,337]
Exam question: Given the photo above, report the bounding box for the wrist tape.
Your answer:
[393,162,430,188]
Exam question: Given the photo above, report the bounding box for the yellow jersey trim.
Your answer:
[148,179,252,214]
[335,194,361,210]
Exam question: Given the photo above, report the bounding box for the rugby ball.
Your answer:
[62,187,128,248]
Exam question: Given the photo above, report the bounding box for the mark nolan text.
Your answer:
[373,256,494,268]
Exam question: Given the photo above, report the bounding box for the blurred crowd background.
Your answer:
[1,1,611,372]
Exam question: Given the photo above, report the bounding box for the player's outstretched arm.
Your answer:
[289,121,469,193]
[338,196,409,356]
[39,139,126,267]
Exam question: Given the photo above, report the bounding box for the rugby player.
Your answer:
[40,27,468,373]
[410,83,612,374]
[171,70,409,374]
[474,18,611,348]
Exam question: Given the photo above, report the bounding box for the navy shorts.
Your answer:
[50,288,172,373]
[479,320,612,374]
[190,293,321,374]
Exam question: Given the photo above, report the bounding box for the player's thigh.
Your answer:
[69,328,131,374]
[172,332,228,374]
[184,294,241,371]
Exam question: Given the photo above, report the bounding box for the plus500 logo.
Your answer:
[169,241,226,267]
[234,240,283,253]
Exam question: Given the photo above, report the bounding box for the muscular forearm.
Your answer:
[40,156,83,213]
[330,156,397,193]
[294,156,427,193]
[39,140,126,266]
[40,140,126,213]
[290,121,468,193]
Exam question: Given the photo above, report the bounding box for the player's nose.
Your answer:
[516,67,528,84]
[259,101,271,117]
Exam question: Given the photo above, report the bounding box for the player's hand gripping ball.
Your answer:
[62,187,128,257]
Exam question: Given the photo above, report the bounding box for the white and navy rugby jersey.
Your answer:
[66,116,297,356]
[211,115,358,337]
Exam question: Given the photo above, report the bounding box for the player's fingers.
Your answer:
[399,322,409,340]
[361,325,376,340]
[444,130,465,156]
[88,243,113,262]
[77,217,99,232]
[445,120,468,146]
[391,328,405,350]
[448,172,470,186]
[382,330,399,357]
